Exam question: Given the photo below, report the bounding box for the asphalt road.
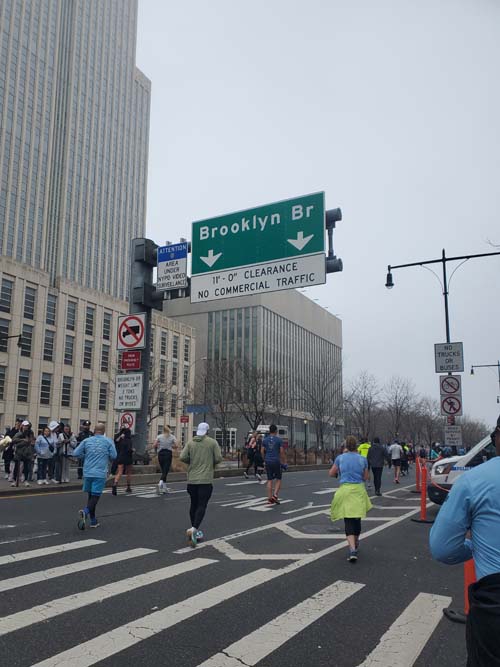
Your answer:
[0,467,467,667]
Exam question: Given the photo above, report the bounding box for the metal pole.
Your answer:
[129,238,153,457]
[441,249,451,344]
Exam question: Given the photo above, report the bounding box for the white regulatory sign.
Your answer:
[157,243,188,291]
[441,395,463,417]
[434,342,464,373]
[190,253,326,303]
[119,411,136,434]
[440,375,461,395]
[114,373,143,411]
[117,313,146,351]
[444,425,462,448]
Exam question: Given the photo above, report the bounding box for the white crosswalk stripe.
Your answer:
[0,557,217,637]
[0,539,105,566]
[357,592,452,666]
[198,579,365,666]
[0,547,156,593]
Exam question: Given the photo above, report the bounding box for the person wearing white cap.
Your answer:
[179,422,222,547]
[47,421,61,483]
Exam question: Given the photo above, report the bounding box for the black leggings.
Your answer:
[158,450,173,483]
[344,518,361,536]
[372,467,383,492]
[87,494,100,519]
[187,484,213,530]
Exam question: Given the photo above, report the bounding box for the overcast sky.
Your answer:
[136,0,500,428]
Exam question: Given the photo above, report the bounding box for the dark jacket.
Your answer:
[367,442,388,468]
[13,430,35,461]
[114,429,133,466]
[76,428,94,444]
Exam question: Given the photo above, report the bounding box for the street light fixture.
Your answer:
[385,248,500,343]
[470,361,500,404]
[0,332,23,347]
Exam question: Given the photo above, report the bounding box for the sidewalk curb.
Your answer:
[0,464,330,497]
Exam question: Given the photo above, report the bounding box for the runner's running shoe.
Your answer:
[77,508,89,531]
[348,550,358,563]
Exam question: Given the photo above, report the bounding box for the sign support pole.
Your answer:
[129,239,154,456]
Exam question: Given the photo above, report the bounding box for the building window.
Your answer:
[0,278,13,314]
[43,330,55,361]
[99,383,107,411]
[172,335,179,359]
[0,318,9,353]
[0,366,5,400]
[40,373,52,405]
[160,331,167,356]
[170,395,177,418]
[46,293,57,326]
[172,362,178,386]
[81,379,91,409]
[17,369,30,403]
[158,392,165,416]
[83,340,93,369]
[24,286,37,320]
[20,324,33,357]
[160,359,166,383]
[102,311,111,340]
[184,338,190,363]
[66,301,77,331]
[64,335,74,365]
[183,366,189,387]
[61,376,72,407]
[101,344,110,372]
[85,305,95,336]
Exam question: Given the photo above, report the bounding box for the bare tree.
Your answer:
[383,376,415,439]
[344,372,381,441]
[300,361,343,450]
[203,360,235,455]
[230,360,287,432]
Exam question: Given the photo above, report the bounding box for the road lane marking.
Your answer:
[276,523,344,540]
[0,539,105,566]
[198,579,365,666]
[31,568,276,667]
[313,488,337,495]
[210,540,305,561]
[33,505,426,666]
[225,480,262,486]
[0,548,156,593]
[0,557,217,637]
[0,532,59,545]
[357,592,452,666]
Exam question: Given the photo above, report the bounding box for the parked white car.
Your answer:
[428,434,496,505]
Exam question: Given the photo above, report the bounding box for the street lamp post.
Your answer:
[386,248,500,344]
[0,333,23,347]
[303,419,308,464]
[471,362,500,404]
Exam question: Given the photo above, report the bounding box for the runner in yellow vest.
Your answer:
[358,439,372,489]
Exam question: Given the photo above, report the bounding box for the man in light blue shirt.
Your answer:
[73,422,116,529]
[430,422,500,665]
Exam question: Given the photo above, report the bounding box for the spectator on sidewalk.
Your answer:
[12,421,35,487]
[1,434,14,479]
[46,421,60,483]
[75,420,93,480]
[35,426,55,485]
[430,418,500,666]
[57,424,77,483]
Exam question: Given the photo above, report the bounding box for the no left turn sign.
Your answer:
[117,313,146,350]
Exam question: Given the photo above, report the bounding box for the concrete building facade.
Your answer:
[165,290,343,451]
[0,0,149,300]
[0,258,196,441]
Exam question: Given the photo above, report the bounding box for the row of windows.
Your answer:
[9,368,108,411]
[0,276,113,338]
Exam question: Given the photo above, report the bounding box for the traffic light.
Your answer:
[325,208,343,274]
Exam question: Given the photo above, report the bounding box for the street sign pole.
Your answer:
[128,238,155,456]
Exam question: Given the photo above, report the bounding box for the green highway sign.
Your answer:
[191,192,326,303]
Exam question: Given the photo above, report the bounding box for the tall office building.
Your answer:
[0,0,150,300]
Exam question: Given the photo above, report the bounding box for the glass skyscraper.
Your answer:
[0,0,150,299]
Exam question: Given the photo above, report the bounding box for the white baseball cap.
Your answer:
[196,422,209,436]
[48,420,59,431]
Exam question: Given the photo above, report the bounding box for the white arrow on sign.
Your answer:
[200,249,222,268]
[287,231,314,251]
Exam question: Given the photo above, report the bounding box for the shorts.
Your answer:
[83,477,106,496]
[392,459,401,467]
[266,461,282,480]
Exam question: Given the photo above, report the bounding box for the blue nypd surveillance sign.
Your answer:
[157,243,188,291]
